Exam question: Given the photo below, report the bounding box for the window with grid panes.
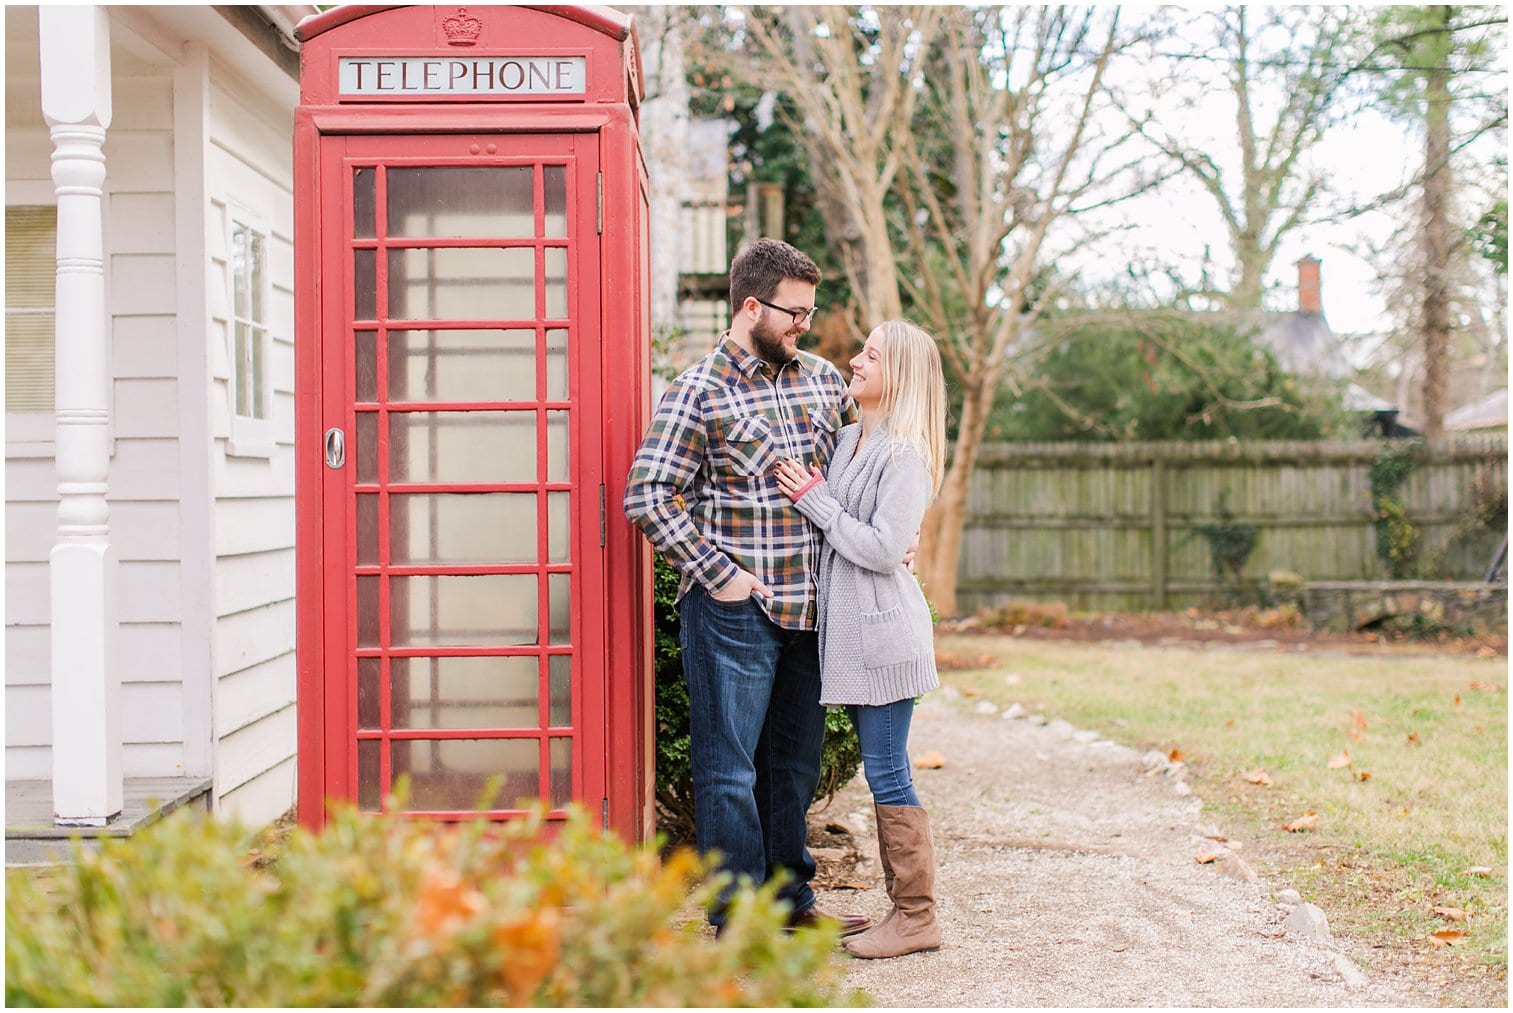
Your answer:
[230,220,269,420]
[5,206,57,413]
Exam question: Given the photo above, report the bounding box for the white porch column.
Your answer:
[41,6,121,826]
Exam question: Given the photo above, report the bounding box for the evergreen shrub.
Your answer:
[653,555,862,840]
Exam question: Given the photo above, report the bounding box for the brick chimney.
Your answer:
[1297,255,1322,316]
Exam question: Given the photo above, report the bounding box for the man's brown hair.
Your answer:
[729,238,821,312]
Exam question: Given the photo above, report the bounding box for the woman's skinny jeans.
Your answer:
[845,697,921,807]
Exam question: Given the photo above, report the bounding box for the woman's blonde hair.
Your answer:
[869,319,947,498]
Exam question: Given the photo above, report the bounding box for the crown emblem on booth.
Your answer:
[443,8,483,46]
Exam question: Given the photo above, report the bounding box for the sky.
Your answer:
[1052,6,1506,344]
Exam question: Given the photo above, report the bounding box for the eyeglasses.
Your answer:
[753,297,819,326]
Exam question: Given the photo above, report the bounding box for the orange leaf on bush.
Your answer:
[494,906,562,1001]
[914,751,946,769]
[415,866,486,939]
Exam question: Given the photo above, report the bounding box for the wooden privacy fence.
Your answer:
[956,436,1508,613]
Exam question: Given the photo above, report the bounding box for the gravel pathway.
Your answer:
[812,692,1437,1007]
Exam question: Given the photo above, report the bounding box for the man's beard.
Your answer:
[751,314,797,366]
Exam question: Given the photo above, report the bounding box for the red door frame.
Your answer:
[313,132,606,823]
[296,110,650,836]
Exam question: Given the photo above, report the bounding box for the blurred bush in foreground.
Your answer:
[6,803,864,1008]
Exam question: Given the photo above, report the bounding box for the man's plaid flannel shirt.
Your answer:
[624,335,858,630]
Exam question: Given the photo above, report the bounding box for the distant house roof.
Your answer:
[1444,388,1508,431]
[1249,309,1352,380]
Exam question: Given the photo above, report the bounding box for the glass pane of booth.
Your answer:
[393,738,540,811]
[389,574,538,647]
[358,657,381,730]
[388,247,534,321]
[544,247,567,319]
[545,328,568,400]
[550,738,572,807]
[354,330,377,402]
[388,492,537,565]
[387,329,535,402]
[356,494,378,566]
[353,249,376,320]
[390,655,539,730]
[544,166,567,237]
[387,166,534,238]
[388,411,535,484]
[358,740,381,811]
[353,167,376,238]
[549,655,571,727]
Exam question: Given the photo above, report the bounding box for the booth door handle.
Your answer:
[324,427,346,469]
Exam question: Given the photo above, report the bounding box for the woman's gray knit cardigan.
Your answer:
[791,422,939,707]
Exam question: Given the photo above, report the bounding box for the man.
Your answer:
[624,238,869,935]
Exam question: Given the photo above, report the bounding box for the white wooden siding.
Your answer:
[6,15,302,826]
[5,95,195,769]
[205,58,299,826]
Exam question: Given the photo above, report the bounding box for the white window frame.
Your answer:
[4,182,113,458]
[225,207,275,458]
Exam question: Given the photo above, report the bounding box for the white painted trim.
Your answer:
[175,43,217,783]
[42,4,123,825]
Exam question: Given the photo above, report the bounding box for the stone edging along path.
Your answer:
[811,692,1436,1008]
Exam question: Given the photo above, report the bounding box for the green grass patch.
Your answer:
[937,634,1508,972]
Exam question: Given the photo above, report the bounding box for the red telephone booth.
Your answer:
[292,5,653,840]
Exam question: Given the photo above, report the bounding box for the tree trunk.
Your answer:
[1420,5,1454,441]
[916,369,994,617]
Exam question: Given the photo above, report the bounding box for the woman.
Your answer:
[775,319,946,959]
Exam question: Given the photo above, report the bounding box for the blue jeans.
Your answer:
[678,587,825,925]
[846,698,921,807]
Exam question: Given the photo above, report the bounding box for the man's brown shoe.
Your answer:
[787,905,872,937]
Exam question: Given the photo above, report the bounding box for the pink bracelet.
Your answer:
[790,472,824,501]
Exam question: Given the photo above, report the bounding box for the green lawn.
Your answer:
[936,633,1509,976]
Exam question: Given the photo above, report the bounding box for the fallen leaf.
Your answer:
[1406,731,1423,746]
[1453,694,1462,707]
[1432,907,1468,922]
[1168,747,1186,762]
[1355,771,1373,782]
[1472,725,1485,735]
[961,686,983,697]
[1224,718,1236,729]
[1464,866,1494,877]
[914,751,946,769]
[1469,680,1501,692]
[1348,708,1368,741]
[1203,833,1230,843]
[1429,929,1466,946]
[1194,851,1219,864]
[1282,810,1319,832]
[1004,673,1022,686]
[1243,769,1273,787]
[1327,751,1352,769]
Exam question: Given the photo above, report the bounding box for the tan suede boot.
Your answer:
[844,805,941,959]
[870,802,899,933]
